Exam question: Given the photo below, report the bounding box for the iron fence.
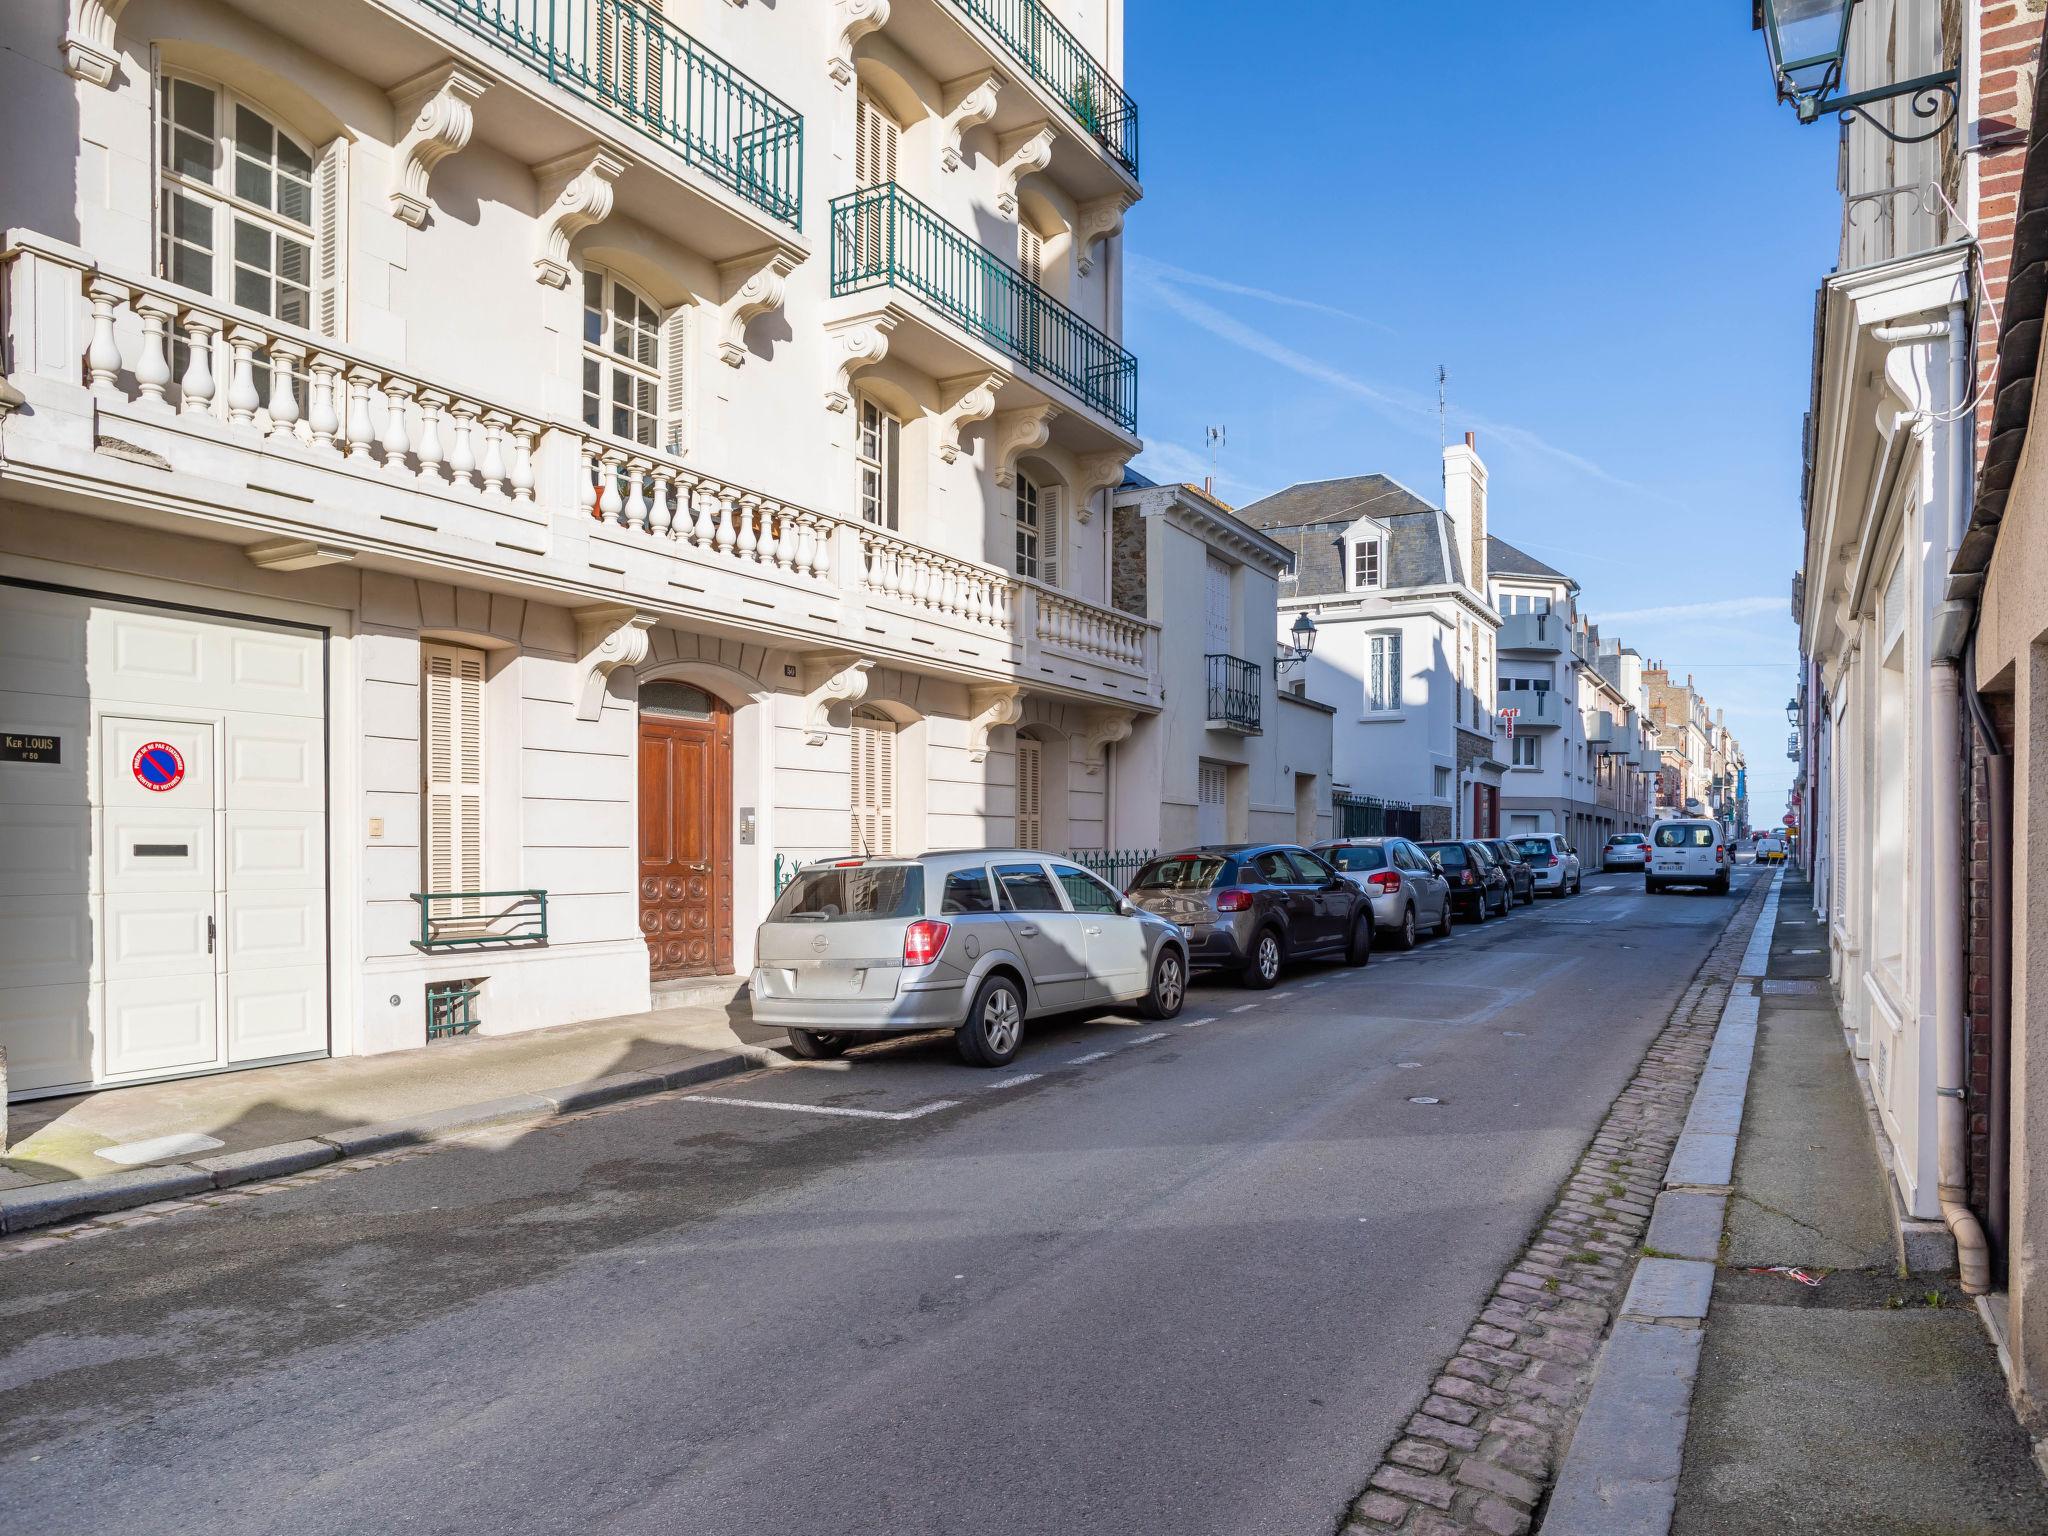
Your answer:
[412,889,549,950]
[1333,793,1422,841]
[1059,847,1157,890]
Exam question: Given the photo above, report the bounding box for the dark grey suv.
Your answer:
[1125,843,1373,988]
[1417,840,1513,921]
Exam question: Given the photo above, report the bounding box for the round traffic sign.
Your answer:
[132,741,185,792]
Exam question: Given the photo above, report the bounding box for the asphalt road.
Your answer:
[0,869,1761,1536]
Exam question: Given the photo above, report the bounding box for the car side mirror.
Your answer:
[1118,897,1136,917]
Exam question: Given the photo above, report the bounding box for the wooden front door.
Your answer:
[638,686,732,979]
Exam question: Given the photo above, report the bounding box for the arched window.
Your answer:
[158,74,331,333]
[1015,472,1060,587]
[849,707,898,856]
[583,268,664,450]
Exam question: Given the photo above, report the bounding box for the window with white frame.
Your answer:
[582,269,663,450]
[1512,734,1540,768]
[857,396,902,529]
[1352,537,1383,590]
[1433,765,1453,799]
[1365,631,1402,713]
[1016,473,1060,585]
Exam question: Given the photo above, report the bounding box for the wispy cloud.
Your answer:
[1126,254,1388,328]
[1131,439,1270,501]
[1597,596,1788,626]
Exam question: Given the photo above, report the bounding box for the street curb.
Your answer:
[1536,871,1783,1536]
[0,1044,777,1237]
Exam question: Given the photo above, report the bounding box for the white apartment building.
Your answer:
[1109,475,1334,852]
[1246,437,1507,840]
[0,0,1151,1097]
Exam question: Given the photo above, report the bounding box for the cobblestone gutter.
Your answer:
[1341,876,1774,1536]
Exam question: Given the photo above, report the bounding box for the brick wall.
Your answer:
[1974,2,2046,465]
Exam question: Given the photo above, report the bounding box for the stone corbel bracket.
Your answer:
[829,0,890,88]
[994,125,1055,218]
[824,314,896,413]
[717,248,800,367]
[533,145,629,288]
[1070,450,1132,525]
[1078,709,1133,776]
[389,63,488,228]
[573,604,657,721]
[965,686,1023,764]
[939,72,1001,172]
[989,404,1060,488]
[64,0,133,86]
[800,652,874,744]
[1075,194,1133,276]
[936,372,1005,463]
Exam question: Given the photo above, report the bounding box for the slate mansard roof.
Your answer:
[1486,535,1573,587]
[1237,473,1460,597]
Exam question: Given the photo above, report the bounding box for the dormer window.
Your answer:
[1351,537,1383,590]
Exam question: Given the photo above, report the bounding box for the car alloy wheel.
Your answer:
[1145,949,1186,1019]
[981,987,1021,1055]
[1245,929,1282,988]
[1399,906,1418,950]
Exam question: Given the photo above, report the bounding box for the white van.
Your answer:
[1645,816,1730,895]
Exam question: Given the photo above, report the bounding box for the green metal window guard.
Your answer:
[412,889,550,950]
[952,0,1138,176]
[426,978,483,1039]
[412,0,803,228]
[1060,848,1157,891]
[832,183,1137,431]
[1205,653,1262,733]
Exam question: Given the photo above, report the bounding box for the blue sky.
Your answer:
[1122,2,1835,819]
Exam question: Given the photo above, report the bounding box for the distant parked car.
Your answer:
[1602,833,1649,871]
[1478,839,1538,906]
[1509,833,1582,897]
[752,851,1189,1066]
[1645,818,1732,895]
[1418,839,1513,921]
[1313,836,1454,949]
[1125,843,1374,987]
[1753,834,1788,865]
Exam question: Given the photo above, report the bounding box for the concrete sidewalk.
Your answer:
[2,989,784,1196]
[1672,877,2048,1534]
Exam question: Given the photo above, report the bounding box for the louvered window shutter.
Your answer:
[856,92,899,188]
[874,722,896,855]
[1019,224,1044,287]
[662,306,689,454]
[849,712,898,856]
[313,137,348,340]
[1017,738,1042,848]
[423,643,486,920]
[1040,486,1061,589]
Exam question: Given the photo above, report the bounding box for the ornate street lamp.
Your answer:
[1785,696,1800,726]
[1755,0,1958,142]
[1277,612,1317,673]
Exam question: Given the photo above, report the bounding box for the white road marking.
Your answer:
[1271,990,1297,1000]
[1229,1002,1261,1013]
[96,1131,226,1166]
[986,1073,1042,1090]
[1131,1031,1169,1044]
[1067,1050,1112,1065]
[1181,1016,1216,1028]
[684,1095,958,1121]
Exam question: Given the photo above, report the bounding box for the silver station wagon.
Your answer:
[751,851,1190,1067]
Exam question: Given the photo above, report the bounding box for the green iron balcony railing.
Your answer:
[412,888,550,950]
[952,0,1138,177]
[413,0,802,228]
[831,183,1137,431]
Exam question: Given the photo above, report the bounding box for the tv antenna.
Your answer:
[1437,365,1448,449]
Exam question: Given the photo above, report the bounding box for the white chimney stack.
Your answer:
[1442,430,1487,597]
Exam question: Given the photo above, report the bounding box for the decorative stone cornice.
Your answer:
[63,0,133,86]
[717,247,800,367]
[994,124,1055,218]
[573,605,657,721]
[936,372,1005,464]
[532,145,629,288]
[824,314,896,413]
[1069,451,1132,524]
[1077,709,1134,775]
[388,63,488,228]
[939,72,1001,172]
[800,652,874,744]
[828,0,890,89]
[1075,193,1133,275]
[965,686,1023,764]
[989,404,1060,488]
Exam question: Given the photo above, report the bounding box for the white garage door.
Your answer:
[1196,759,1227,847]
[0,585,328,1097]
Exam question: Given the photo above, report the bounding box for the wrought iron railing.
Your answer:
[1061,848,1157,891]
[951,0,1138,176]
[831,183,1138,431]
[426,978,483,1039]
[413,0,803,227]
[1334,793,1422,841]
[412,889,550,949]
[1205,653,1261,733]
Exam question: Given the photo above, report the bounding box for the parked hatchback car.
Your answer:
[1313,836,1453,949]
[1125,843,1374,987]
[1417,840,1512,921]
[1645,818,1731,895]
[1601,833,1649,871]
[1509,833,1582,896]
[752,852,1190,1067]
[1478,839,1538,906]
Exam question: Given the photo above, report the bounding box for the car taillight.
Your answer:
[1368,871,1402,893]
[1545,855,1559,866]
[1715,845,1725,863]
[1215,888,1253,912]
[903,919,950,967]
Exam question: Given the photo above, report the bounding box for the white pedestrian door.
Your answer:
[1204,556,1232,656]
[1197,760,1227,846]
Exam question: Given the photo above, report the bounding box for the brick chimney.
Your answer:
[1442,430,1487,597]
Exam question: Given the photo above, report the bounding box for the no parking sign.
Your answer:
[132,741,185,792]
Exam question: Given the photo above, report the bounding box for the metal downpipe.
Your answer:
[1933,658,1992,1294]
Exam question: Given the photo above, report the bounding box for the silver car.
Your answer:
[1508,833,1582,896]
[751,851,1189,1067]
[1312,837,1453,950]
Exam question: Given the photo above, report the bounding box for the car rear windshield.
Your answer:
[1654,824,1716,848]
[1609,834,1645,846]
[767,864,925,922]
[1513,839,1553,858]
[1322,845,1387,872]
[1420,843,1468,867]
[1131,854,1229,890]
